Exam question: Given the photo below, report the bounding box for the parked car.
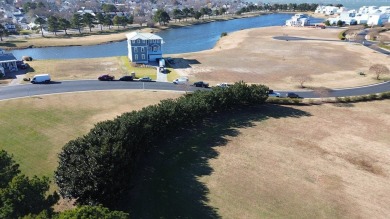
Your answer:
[193,81,209,88]
[31,74,51,84]
[139,76,152,82]
[16,61,29,69]
[268,89,280,97]
[173,77,189,85]
[286,92,302,98]
[98,74,115,81]
[216,83,232,88]
[119,76,133,81]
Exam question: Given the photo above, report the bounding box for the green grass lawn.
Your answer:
[0,99,93,177]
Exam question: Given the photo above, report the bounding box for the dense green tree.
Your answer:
[337,20,343,27]
[71,14,83,34]
[58,18,71,35]
[113,15,121,29]
[0,150,20,188]
[194,11,202,20]
[47,16,59,35]
[0,150,58,218]
[56,205,129,218]
[153,9,170,25]
[102,4,117,12]
[173,8,184,22]
[96,13,105,31]
[82,13,95,32]
[182,7,191,20]
[34,17,46,37]
[104,14,113,29]
[0,24,5,41]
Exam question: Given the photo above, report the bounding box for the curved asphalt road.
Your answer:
[0,80,389,101]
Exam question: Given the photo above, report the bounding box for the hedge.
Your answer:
[55,82,269,206]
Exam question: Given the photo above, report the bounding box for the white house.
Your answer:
[126,32,163,64]
[0,49,18,76]
[285,14,310,27]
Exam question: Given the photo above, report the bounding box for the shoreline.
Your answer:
[2,11,323,51]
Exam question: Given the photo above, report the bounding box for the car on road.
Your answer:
[193,81,209,88]
[286,92,302,98]
[139,76,152,82]
[268,89,280,97]
[119,76,133,81]
[98,74,115,81]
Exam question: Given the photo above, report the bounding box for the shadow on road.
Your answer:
[117,104,311,218]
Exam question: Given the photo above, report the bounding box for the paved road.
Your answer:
[0,80,389,101]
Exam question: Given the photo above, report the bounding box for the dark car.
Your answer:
[119,76,133,81]
[19,63,29,69]
[16,61,29,69]
[193,81,209,88]
[286,92,302,98]
[98,74,115,81]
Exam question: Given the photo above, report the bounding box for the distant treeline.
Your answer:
[237,3,319,14]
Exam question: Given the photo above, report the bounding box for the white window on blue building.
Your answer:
[135,54,138,60]
[141,47,144,52]
[142,54,145,59]
[134,47,138,52]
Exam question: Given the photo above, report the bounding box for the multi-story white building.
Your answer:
[285,14,310,27]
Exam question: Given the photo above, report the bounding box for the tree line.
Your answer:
[55,82,269,207]
[34,12,134,36]
[237,3,319,15]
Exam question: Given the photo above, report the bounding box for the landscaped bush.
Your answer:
[55,82,269,207]
[22,56,33,61]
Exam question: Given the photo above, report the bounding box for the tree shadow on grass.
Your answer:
[117,104,311,218]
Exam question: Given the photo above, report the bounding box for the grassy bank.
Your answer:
[0,91,182,177]
[23,56,178,81]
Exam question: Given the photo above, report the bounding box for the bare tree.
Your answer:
[292,74,313,88]
[313,87,331,101]
[369,64,390,80]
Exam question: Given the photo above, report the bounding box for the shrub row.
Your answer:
[267,92,390,106]
[336,92,390,103]
[55,82,269,207]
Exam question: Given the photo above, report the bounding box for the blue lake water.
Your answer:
[10,13,323,60]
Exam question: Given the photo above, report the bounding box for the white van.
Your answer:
[31,74,51,84]
[173,77,189,85]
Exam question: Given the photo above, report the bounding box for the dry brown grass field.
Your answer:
[124,100,390,219]
[172,26,390,90]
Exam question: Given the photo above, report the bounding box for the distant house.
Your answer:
[285,14,310,26]
[0,49,18,76]
[126,32,163,64]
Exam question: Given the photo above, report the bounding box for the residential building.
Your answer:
[126,32,163,64]
[285,14,310,27]
[0,49,18,76]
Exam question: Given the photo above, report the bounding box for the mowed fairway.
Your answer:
[0,91,182,177]
[124,100,390,218]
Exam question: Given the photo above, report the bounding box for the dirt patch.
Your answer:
[172,26,389,89]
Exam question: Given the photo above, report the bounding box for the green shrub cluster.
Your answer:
[55,82,268,207]
[266,97,303,105]
[338,30,347,40]
[336,92,390,103]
